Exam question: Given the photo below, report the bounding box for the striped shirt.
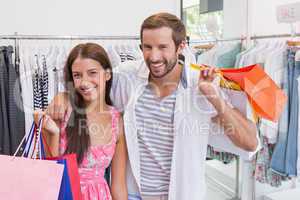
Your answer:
[135,85,177,196]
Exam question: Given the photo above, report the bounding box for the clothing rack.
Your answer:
[0,33,140,70]
[0,34,140,40]
[189,33,300,46]
[189,36,246,44]
[251,33,300,40]
[3,32,298,41]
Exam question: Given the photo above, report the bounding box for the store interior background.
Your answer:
[1,0,300,199]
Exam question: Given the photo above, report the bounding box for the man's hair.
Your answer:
[140,12,186,49]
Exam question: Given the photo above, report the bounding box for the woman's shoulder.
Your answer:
[109,106,121,116]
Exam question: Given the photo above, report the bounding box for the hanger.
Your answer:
[193,43,215,50]
[34,54,40,70]
[286,40,300,46]
[286,23,300,46]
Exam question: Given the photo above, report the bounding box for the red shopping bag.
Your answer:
[41,133,81,200]
[220,64,287,122]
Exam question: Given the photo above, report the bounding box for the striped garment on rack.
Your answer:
[33,55,48,110]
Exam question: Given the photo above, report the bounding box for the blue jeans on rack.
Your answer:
[285,59,300,176]
[271,49,299,176]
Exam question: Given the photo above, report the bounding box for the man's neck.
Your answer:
[149,63,183,98]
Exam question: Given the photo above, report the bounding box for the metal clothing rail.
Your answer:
[0,34,140,40]
[2,33,300,41]
[189,33,300,45]
[189,36,245,44]
[251,33,300,40]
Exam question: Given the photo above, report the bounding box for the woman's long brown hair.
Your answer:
[63,43,113,164]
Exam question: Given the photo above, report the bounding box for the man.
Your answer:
[48,13,258,200]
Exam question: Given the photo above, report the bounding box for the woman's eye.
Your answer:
[90,71,98,75]
[73,74,80,79]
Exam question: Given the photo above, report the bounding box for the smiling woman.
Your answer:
[33,43,128,200]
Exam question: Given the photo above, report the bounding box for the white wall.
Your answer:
[223,0,248,38]
[249,0,300,36]
[218,0,300,38]
[0,0,179,36]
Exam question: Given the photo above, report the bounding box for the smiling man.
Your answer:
[47,12,258,200]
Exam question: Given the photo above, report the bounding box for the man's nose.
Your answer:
[149,49,161,62]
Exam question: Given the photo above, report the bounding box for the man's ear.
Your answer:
[177,41,186,54]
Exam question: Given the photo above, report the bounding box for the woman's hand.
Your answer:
[46,92,72,123]
[33,111,60,135]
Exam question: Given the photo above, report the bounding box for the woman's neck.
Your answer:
[85,98,109,115]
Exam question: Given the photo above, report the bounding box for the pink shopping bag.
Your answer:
[0,155,64,200]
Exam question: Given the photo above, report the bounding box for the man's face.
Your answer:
[141,27,181,79]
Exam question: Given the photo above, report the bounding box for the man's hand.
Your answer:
[46,92,72,123]
[198,66,219,96]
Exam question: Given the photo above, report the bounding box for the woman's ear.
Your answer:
[105,69,112,81]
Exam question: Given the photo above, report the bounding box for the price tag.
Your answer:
[277,2,300,23]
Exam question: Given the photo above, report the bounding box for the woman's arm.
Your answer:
[42,129,60,157]
[110,116,128,200]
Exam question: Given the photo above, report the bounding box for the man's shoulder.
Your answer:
[113,60,145,75]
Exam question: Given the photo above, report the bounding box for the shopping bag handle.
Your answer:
[13,120,35,157]
[40,126,54,158]
[30,117,43,159]
[13,117,44,159]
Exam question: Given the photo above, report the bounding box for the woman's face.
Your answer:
[71,57,110,104]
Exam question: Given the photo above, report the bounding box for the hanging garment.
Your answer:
[32,54,49,111]
[119,52,137,62]
[271,48,299,177]
[33,64,42,110]
[197,42,241,67]
[19,43,35,150]
[53,67,59,95]
[41,55,48,110]
[253,131,287,187]
[259,44,286,144]
[206,145,236,164]
[216,43,241,68]
[107,43,142,68]
[0,46,25,155]
[285,57,300,176]
[297,75,300,177]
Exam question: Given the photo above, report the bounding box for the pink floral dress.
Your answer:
[59,107,120,200]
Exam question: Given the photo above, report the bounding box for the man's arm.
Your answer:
[199,67,258,151]
[111,117,128,200]
[210,98,258,151]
